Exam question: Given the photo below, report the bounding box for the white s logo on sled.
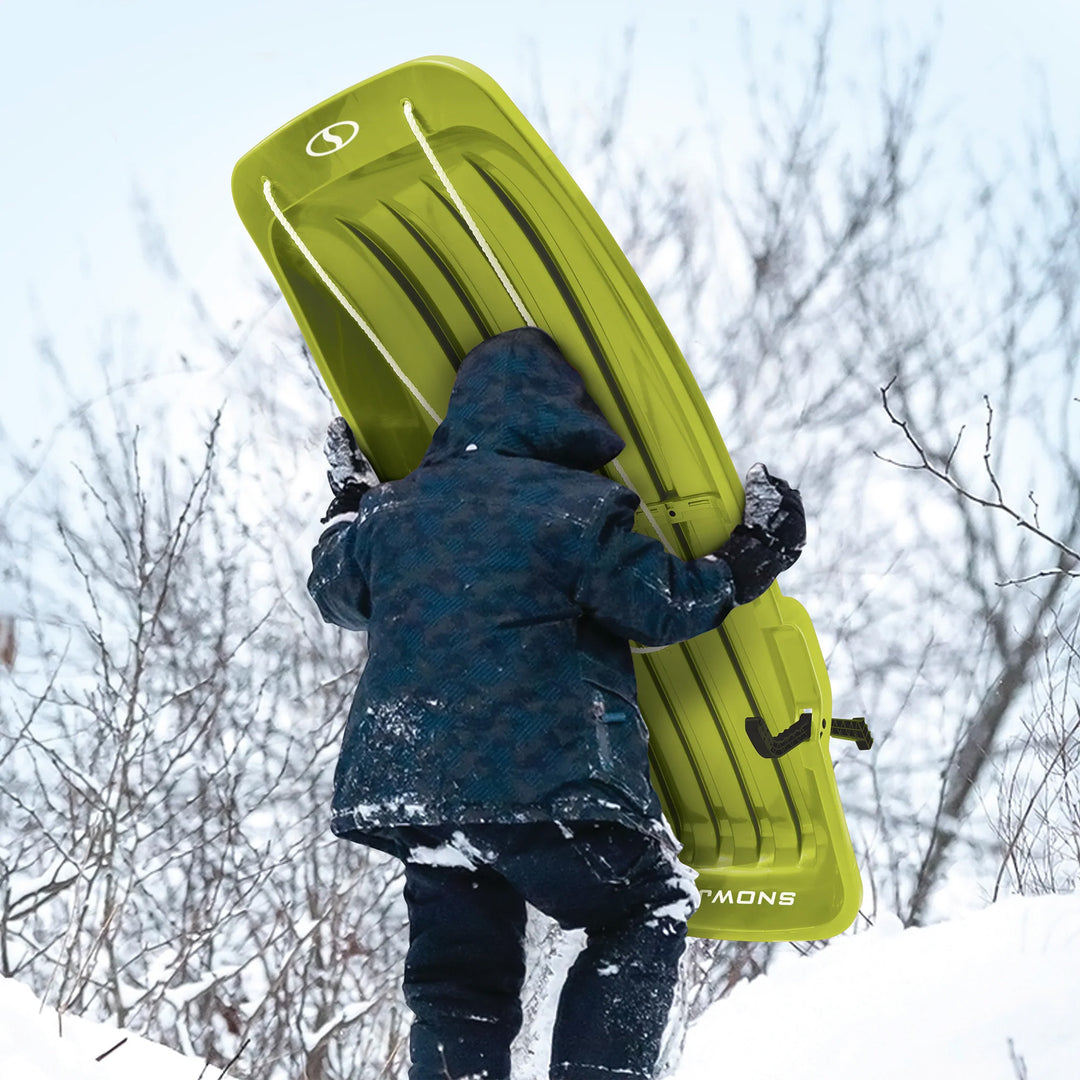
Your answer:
[306,121,360,157]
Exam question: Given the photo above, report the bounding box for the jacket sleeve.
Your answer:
[307,517,371,632]
[573,488,740,647]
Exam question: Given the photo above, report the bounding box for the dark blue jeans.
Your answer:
[384,821,697,1080]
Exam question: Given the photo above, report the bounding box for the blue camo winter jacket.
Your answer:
[308,328,741,840]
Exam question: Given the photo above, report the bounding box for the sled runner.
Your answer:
[232,56,869,941]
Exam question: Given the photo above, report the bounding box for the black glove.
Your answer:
[742,463,805,561]
[321,417,379,523]
[715,465,805,604]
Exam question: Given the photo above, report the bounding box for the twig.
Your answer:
[95,1037,128,1062]
[992,711,1080,901]
[879,379,1080,573]
[1008,1037,1029,1080]
[216,1037,250,1079]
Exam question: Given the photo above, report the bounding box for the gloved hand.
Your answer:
[742,463,805,560]
[321,417,379,523]
[715,464,806,604]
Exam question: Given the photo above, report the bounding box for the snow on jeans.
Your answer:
[392,820,698,1080]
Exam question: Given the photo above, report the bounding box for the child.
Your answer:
[309,327,804,1080]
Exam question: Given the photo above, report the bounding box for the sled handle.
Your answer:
[746,712,873,758]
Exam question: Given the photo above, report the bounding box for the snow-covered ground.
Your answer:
[4,891,1077,1078]
[0,978,222,1080]
[681,891,1080,1080]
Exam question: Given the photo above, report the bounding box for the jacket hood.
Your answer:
[422,328,625,471]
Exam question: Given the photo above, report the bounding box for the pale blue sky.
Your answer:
[2,0,1078,453]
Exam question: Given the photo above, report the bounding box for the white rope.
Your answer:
[612,459,676,556]
[401,104,675,577]
[398,104,672,553]
[261,178,443,424]
[403,99,536,328]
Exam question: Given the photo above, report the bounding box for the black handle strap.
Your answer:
[745,713,874,758]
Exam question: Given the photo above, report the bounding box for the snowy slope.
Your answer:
[0,978,222,1080]
[4,893,1077,1078]
[680,892,1080,1080]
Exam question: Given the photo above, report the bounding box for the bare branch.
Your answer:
[880,380,1080,575]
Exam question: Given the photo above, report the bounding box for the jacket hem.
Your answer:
[330,793,669,851]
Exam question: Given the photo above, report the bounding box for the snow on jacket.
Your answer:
[308,327,741,842]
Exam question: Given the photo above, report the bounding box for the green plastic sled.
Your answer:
[232,55,866,941]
